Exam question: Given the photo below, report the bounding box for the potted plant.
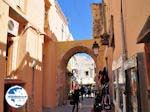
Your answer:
[101,32,109,45]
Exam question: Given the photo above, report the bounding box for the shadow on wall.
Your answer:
[4,52,43,112]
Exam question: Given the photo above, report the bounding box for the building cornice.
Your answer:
[54,0,68,25]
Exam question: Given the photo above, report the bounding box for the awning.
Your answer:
[137,16,150,43]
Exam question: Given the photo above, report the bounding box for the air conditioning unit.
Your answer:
[8,17,19,36]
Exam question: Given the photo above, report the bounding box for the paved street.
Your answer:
[55,98,94,112]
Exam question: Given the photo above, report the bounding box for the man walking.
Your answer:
[72,86,80,112]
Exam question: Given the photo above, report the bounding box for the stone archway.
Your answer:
[56,39,105,105]
[42,39,106,110]
[60,45,96,73]
[58,46,96,105]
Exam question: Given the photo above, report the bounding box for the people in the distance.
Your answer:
[87,86,91,98]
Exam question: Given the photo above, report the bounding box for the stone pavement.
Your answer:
[55,97,94,112]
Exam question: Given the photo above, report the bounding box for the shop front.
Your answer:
[124,54,143,112]
[137,16,150,112]
[112,54,148,112]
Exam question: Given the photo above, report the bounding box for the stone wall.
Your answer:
[91,3,104,38]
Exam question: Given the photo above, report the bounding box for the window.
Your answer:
[110,15,115,48]
[85,71,89,76]
[11,39,18,70]
[61,24,64,40]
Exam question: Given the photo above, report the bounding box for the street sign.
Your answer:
[5,85,28,108]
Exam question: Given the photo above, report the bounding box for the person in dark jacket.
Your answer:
[101,67,109,85]
[80,86,85,100]
[72,87,80,112]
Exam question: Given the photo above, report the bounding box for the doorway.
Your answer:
[4,79,25,112]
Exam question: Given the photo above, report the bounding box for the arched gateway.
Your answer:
[43,39,105,111]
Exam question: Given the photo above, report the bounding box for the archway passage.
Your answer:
[42,39,106,109]
[67,53,96,98]
[56,39,105,105]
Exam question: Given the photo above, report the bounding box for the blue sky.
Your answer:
[57,0,101,40]
[75,53,93,61]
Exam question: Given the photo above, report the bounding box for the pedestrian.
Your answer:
[80,85,85,100]
[87,86,91,98]
[101,67,109,85]
[100,67,112,111]
[72,86,80,112]
[101,67,109,96]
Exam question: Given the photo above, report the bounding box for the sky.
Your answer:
[75,53,93,61]
[57,0,102,40]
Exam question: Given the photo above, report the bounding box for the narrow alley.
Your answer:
[55,96,114,112]
[55,98,94,112]
[1,0,150,112]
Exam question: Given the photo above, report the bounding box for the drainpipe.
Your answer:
[120,0,128,112]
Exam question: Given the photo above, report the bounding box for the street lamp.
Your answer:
[92,41,100,94]
[92,41,100,56]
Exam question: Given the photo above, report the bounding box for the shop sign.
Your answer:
[5,85,28,108]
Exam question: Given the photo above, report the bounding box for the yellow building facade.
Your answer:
[0,0,45,111]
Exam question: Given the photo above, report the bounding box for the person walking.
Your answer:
[87,86,91,98]
[101,67,109,97]
[101,67,111,111]
[72,86,80,112]
[80,86,85,101]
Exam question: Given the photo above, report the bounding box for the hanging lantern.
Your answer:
[92,41,100,56]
